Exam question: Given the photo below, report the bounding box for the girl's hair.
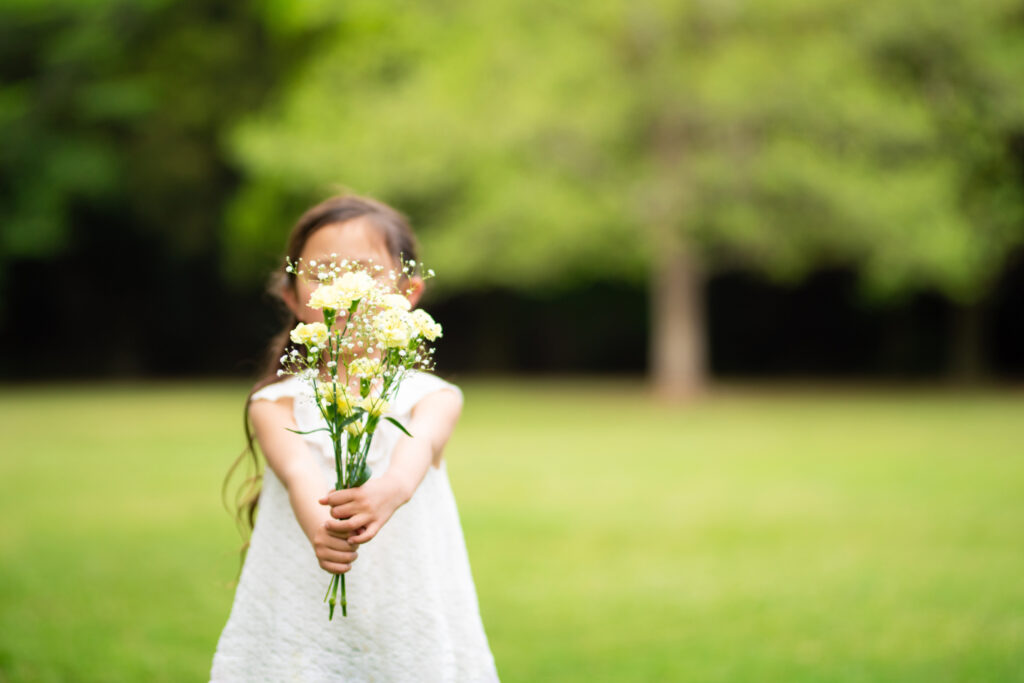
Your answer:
[223,194,419,554]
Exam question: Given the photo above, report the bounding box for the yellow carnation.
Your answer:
[307,283,345,311]
[373,308,413,348]
[348,357,382,378]
[360,395,389,417]
[315,381,359,413]
[334,271,376,306]
[382,293,411,311]
[410,309,443,341]
[289,322,330,348]
[344,417,365,436]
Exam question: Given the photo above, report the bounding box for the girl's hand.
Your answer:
[319,388,461,546]
[312,520,360,574]
[319,475,409,545]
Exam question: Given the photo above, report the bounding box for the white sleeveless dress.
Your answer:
[210,370,499,682]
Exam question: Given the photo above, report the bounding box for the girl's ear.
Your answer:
[280,281,301,316]
[405,276,425,307]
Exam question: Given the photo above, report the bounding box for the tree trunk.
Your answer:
[649,240,706,400]
[949,299,987,383]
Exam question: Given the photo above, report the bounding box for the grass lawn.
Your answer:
[1,378,1022,682]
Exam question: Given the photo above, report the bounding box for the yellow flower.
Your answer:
[344,417,365,436]
[360,395,389,417]
[314,380,338,406]
[289,322,330,348]
[307,283,345,311]
[410,309,443,341]
[348,357,382,378]
[373,308,413,348]
[382,293,411,311]
[334,271,377,306]
[315,381,359,413]
[308,271,378,313]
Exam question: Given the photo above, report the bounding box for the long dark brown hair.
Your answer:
[223,194,419,555]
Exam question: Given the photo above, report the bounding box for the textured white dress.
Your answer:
[210,370,498,682]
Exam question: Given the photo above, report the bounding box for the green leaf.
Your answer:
[351,462,372,487]
[337,409,365,428]
[286,427,332,435]
[384,416,413,438]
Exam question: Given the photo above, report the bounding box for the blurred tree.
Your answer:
[0,0,315,258]
[0,0,316,373]
[856,0,1024,380]
[227,1,1023,393]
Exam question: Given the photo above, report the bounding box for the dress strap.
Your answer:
[250,376,303,403]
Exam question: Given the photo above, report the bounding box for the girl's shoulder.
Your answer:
[390,370,463,417]
[249,375,307,403]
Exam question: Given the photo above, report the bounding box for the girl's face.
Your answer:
[282,217,423,325]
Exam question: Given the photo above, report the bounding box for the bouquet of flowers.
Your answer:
[277,255,443,619]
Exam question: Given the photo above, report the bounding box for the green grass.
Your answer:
[1,379,1023,682]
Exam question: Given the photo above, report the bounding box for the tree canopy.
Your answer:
[228,0,1024,304]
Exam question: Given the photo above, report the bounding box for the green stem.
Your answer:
[328,573,338,620]
[325,302,361,620]
[339,574,347,617]
[334,425,344,488]
[324,573,337,603]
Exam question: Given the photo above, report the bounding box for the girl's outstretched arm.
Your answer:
[319,386,463,544]
[249,398,359,574]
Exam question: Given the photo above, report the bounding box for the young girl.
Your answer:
[210,196,499,682]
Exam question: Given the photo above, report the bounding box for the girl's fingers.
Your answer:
[324,518,355,537]
[320,489,358,506]
[330,503,367,521]
[349,522,380,545]
[326,502,359,521]
[328,513,371,533]
[322,531,358,552]
[320,560,352,575]
[318,548,358,565]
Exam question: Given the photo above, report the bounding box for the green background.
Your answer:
[2,381,1021,682]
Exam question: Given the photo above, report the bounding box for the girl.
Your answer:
[210,195,499,682]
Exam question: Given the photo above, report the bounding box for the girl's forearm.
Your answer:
[382,390,462,503]
[250,400,330,544]
[280,461,333,543]
[381,439,434,503]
